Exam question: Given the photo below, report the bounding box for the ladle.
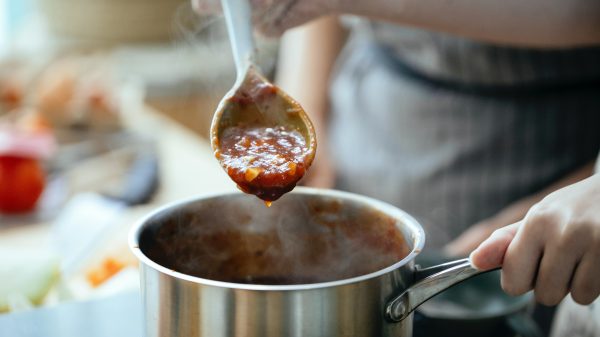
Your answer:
[211,0,316,203]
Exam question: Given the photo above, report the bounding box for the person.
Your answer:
[192,0,600,332]
[472,163,600,336]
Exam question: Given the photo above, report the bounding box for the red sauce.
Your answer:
[217,126,309,202]
[142,199,411,285]
[214,71,314,203]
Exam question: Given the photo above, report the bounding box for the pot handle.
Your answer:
[385,258,498,322]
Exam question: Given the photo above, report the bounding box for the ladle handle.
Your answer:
[221,0,256,77]
[385,258,498,322]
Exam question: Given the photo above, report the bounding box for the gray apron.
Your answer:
[329,22,600,248]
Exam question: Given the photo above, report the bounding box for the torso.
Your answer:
[329,21,600,248]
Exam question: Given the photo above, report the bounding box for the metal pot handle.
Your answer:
[385,258,498,322]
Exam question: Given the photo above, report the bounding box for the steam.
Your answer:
[153,3,280,139]
[172,3,234,98]
[142,193,410,285]
[138,4,409,284]
[171,2,279,80]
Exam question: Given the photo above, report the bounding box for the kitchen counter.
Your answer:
[0,100,235,243]
[0,102,236,312]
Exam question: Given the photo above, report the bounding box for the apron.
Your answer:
[329,22,600,334]
[328,21,600,249]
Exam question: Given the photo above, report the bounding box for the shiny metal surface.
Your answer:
[141,263,414,337]
[386,259,496,322]
[130,188,494,337]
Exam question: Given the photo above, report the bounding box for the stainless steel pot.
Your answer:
[129,188,493,337]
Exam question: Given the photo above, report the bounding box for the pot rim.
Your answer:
[129,187,426,291]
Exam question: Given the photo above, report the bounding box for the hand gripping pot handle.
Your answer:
[385,258,498,322]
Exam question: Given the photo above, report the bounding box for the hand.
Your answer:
[191,0,336,36]
[471,174,600,306]
[444,195,537,256]
[444,222,498,257]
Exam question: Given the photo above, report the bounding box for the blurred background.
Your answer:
[0,0,280,333]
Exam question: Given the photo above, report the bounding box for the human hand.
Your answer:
[444,195,537,256]
[470,174,600,305]
[191,0,337,36]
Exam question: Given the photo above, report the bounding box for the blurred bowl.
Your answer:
[38,0,188,44]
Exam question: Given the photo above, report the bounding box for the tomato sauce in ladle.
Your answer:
[213,69,316,205]
[212,0,316,205]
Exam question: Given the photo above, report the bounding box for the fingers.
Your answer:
[483,176,600,305]
[192,0,331,37]
[254,2,323,37]
[500,207,600,306]
[501,210,552,297]
[445,222,497,257]
[469,222,519,270]
[533,236,579,306]
[191,0,293,37]
[570,248,600,305]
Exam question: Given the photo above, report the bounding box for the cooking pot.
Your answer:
[129,188,495,337]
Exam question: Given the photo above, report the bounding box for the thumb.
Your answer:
[469,222,520,270]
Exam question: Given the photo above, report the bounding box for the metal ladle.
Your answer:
[211,0,316,168]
